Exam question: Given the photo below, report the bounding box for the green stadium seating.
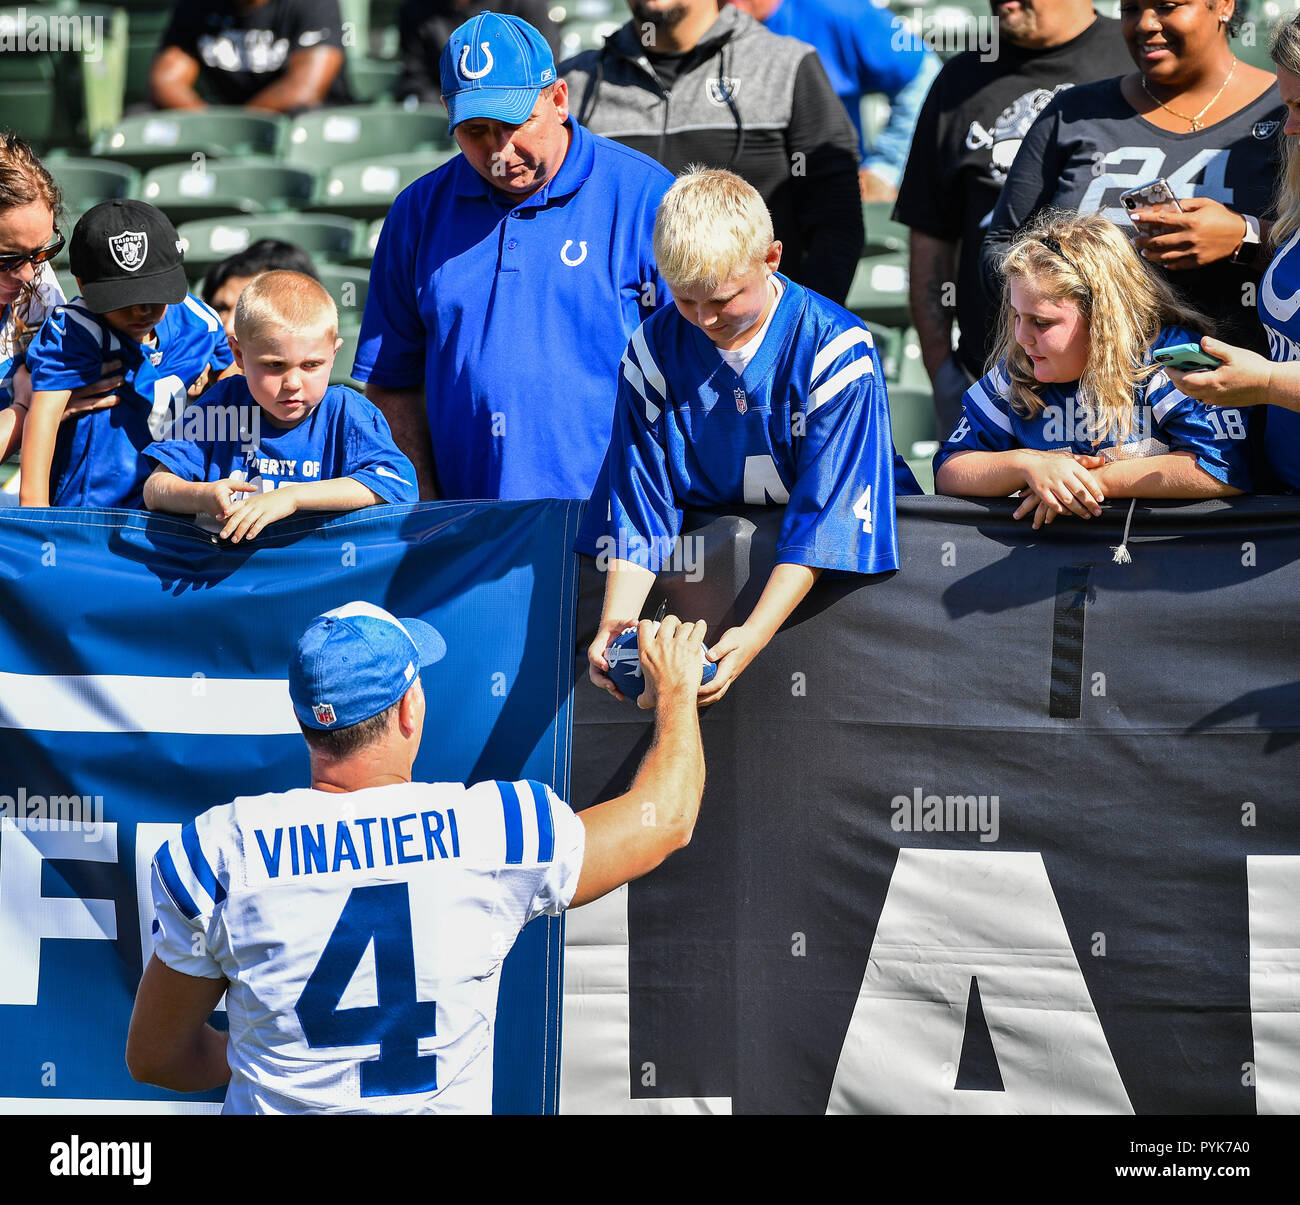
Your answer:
[345,217,386,266]
[141,159,316,223]
[331,318,365,387]
[283,105,450,169]
[862,201,909,257]
[122,6,172,107]
[309,150,458,219]
[176,214,361,268]
[887,385,939,458]
[348,57,402,103]
[46,156,139,211]
[92,108,287,171]
[846,253,910,331]
[316,263,370,327]
[0,52,61,148]
[558,18,620,61]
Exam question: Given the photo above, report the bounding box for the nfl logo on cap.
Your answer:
[312,702,337,726]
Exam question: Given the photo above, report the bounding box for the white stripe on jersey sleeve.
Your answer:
[1146,370,1184,424]
[183,293,221,332]
[630,325,668,402]
[810,328,872,384]
[63,305,121,353]
[621,350,660,423]
[808,355,873,413]
[968,376,1015,434]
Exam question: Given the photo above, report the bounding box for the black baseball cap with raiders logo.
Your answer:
[69,199,188,313]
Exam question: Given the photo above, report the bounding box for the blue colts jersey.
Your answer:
[144,378,418,506]
[1259,228,1300,489]
[577,274,920,576]
[934,326,1254,492]
[25,296,232,508]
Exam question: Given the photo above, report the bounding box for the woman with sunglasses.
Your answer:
[0,133,122,464]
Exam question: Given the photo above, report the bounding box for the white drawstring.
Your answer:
[1111,497,1137,565]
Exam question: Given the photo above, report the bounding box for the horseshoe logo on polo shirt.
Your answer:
[459,43,493,79]
[560,240,588,266]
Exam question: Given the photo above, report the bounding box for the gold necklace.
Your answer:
[1141,59,1237,132]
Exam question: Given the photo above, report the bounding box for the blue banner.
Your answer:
[0,501,580,1114]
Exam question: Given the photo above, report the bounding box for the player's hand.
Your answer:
[635,614,707,712]
[1013,448,1105,526]
[588,617,636,702]
[218,487,297,542]
[695,623,763,708]
[1164,337,1272,407]
[1131,197,1248,269]
[207,477,259,519]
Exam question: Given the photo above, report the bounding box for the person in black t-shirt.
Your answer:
[982,0,1282,363]
[894,2,1132,433]
[151,0,351,113]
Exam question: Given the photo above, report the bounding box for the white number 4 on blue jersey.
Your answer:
[852,486,872,533]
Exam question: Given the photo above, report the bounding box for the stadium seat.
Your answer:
[309,151,458,219]
[92,108,287,171]
[46,157,139,213]
[862,201,910,257]
[846,253,911,331]
[345,217,387,266]
[122,4,172,107]
[348,57,402,103]
[141,159,316,223]
[176,214,361,268]
[315,263,370,325]
[558,18,620,61]
[0,47,57,149]
[283,106,451,169]
[887,385,939,458]
[331,318,365,387]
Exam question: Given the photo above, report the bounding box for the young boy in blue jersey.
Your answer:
[143,270,417,542]
[933,212,1251,529]
[20,199,235,508]
[581,167,920,707]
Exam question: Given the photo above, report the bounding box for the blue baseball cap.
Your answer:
[290,602,447,731]
[439,12,556,130]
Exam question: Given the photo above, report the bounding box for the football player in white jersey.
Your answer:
[126,600,707,1113]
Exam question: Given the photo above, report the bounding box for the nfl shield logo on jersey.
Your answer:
[108,231,148,272]
[734,387,748,414]
[312,701,337,726]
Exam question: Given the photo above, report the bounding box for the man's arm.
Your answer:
[909,230,958,382]
[244,46,345,113]
[150,46,206,110]
[126,955,231,1092]
[365,384,438,500]
[570,616,706,908]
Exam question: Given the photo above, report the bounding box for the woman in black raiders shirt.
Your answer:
[982,0,1284,355]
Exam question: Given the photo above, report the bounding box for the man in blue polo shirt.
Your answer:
[352,12,673,500]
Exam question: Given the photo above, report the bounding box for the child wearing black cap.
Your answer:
[19,199,234,508]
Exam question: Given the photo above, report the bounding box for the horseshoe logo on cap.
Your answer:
[560,240,588,267]
[459,43,493,80]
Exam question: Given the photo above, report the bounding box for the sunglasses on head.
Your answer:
[0,228,64,275]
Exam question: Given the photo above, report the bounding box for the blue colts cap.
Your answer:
[289,601,447,731]
[439,12,556,130]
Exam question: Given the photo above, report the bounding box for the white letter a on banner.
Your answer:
[826,850,1131,1114]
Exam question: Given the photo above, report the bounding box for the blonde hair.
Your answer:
[233,269,338,346]
[653,167,774,291]
[0,132,61,354]
[1271,15,1300,245]
[990,211,1216,440]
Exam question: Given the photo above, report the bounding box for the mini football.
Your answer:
[605,623,716,701]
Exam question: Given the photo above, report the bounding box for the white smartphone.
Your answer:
[1119,178,1183,225]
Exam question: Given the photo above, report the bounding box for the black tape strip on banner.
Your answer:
[1049,566,1090,719]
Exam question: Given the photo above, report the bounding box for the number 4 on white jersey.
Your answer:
[852,486,872,534]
